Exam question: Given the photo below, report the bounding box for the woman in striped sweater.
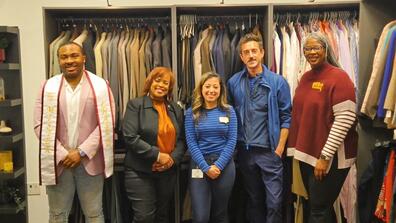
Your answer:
[185,72,237,223]
[287,32,358,223]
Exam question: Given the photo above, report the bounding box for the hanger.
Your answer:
[256,13,258,25]
[249,13,252,29]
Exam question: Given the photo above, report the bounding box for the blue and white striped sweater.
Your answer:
[185,107,237,172]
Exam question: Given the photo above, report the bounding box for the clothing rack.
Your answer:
[55,16,171,30]
[196,14,262,25]
[177,13,265,105]
[274,10,358,25]
[179,14,263,33]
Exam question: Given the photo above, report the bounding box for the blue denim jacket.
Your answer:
[227,65,292,150]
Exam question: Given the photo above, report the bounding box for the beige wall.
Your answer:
[0,0,359,222]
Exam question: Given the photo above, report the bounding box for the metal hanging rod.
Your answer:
[274,10,358,19]
[56,16,170,24]
[191,14,263,24]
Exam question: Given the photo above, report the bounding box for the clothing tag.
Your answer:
[191,168,204,178]
[386,110,392,118]
[219,116,229,124]
[312,82,324,91]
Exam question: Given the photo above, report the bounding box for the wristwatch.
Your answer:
[319,153,331,161]
[78,148,86,157]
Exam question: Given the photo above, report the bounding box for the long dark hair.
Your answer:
[191,72,230,122]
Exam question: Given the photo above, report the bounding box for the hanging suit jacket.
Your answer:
[162,27,172,68]
[129,29,140,98]
[152,27,163,68]
[94,32,107,78]
[101,31,113,80]
[82,29,96,73]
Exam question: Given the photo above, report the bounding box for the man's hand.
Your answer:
[274,146,284,158]
[62,148,82,168]
[314,159,330,181]
[206,165,221,180]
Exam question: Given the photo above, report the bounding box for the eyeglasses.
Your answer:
[303,46,323,53]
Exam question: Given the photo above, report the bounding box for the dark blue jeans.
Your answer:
[237,146,283,223]
[190,155,236,223]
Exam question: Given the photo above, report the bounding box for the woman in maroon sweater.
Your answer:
[287,32,357,223]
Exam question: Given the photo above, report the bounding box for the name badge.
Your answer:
[219,116,229,124]
[192,168,204,178]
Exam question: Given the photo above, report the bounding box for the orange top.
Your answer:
[153,101,176,154]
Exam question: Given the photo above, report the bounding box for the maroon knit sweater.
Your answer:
[287,62,358,168]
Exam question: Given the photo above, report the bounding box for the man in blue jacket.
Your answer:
[227,33,292,223]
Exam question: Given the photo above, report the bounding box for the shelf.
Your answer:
[0,63,20,70]
[0,99,21,107]
[0,167,25,180]
[0,133,23,143]
[0,27,18,35]
[0,200,25,214]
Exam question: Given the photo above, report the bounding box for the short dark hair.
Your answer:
[57,41,86,56]
[239,33,263,52]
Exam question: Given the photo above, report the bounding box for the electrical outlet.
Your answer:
[27,183,41,195]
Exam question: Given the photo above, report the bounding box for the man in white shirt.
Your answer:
[34,42,115,223]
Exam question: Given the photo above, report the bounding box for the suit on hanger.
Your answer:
[82,29,96,73]
[152,27,163,68]
[69,27,79,41]
[49,31,65,77]
[213,28,225,77]
[145,28,154,73]
[129,29,140,98]
[109,30,120,126]
[53,30,72,76]
[94,31,107,78]
[118,30,130,117]
[125,29,134,88]
[222,26,232,80]
[193,27,210,84]
[208,29,217,73]
[138,29,150,94]
[201,28,214,74]
[73,28,88,46]
[101,31,113,80]
[162,27,172,68]
[230,28,240,75]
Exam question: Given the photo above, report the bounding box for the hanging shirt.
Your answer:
[273,25,281,74]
